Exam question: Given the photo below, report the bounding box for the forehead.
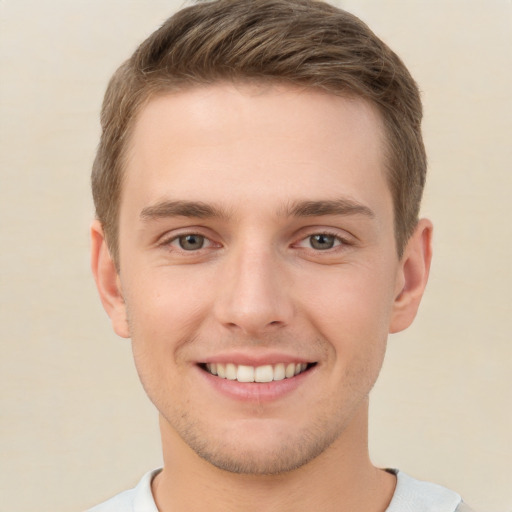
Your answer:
[121,83,390,220]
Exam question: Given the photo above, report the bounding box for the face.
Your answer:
[93,83,428,475]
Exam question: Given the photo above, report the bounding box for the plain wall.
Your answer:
[0,1,510,511]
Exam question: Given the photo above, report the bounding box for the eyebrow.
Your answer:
[281,199,375,219]
[140,200,230,221]
[140,198,374,221]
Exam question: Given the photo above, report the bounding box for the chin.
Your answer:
[177,417,342,476]
[195,443,326,476]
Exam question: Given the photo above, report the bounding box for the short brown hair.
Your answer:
[92,0,426,264]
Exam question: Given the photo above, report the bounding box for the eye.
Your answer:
[308,234,338,250]
[296,233,346,251]
[171,234,209,251]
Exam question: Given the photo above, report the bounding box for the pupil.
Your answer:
[179,235,204,250]
[311,234,335,250]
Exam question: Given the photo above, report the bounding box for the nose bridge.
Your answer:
[214,236,293,334]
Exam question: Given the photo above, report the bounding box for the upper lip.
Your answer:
[198,352,315,366]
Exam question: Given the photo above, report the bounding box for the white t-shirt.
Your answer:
[86,469,471,512]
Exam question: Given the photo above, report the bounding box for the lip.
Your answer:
[201,351,313,367]
[195,356,317,403]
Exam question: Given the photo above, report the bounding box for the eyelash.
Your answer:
[163,233,216,251]
[160,230,351,253]
[295,231,350,251]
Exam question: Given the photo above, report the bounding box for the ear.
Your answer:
[90,220,130,338]
[389,218,433,334]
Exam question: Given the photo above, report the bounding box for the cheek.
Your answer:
[121,268,213,388]
[124,266,213,336]
[124,277,205,416]
[295,262,396,395]
[298,263,397,341]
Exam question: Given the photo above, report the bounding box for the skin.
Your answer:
[91,83,432,512]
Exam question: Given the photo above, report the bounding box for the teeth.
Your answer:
[285,363,295,378]
[255,365,273,383]
[217,363,226,378]
[225,363,237,380]
[205,362,310,383]
[273,363,285,381]
[237,365,254,383]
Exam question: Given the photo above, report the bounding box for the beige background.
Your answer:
[1,1,510,511]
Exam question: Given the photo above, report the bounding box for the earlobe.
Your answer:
[389,218,433,334]
[90,220,131,338]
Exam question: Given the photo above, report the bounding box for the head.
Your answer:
[91,0,432,477]
[92,0,426,267]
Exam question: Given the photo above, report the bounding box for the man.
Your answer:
[88,1,473,510]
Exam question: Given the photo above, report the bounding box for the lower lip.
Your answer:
[197,365,315,403]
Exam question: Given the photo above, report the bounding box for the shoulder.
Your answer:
[455,503,477,512]
[386,470,475,512]
[86,469,161,512]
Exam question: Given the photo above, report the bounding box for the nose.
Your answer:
[213,243,294,336]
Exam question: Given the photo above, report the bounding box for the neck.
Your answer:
[152,400,395,512]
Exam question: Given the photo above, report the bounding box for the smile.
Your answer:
[202,362,313,383]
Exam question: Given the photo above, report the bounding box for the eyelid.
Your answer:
[170,234,213,249]
[158,228,221,250]
[296,234,344,250]
[155,226,354,252]
[293,228,354,249]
